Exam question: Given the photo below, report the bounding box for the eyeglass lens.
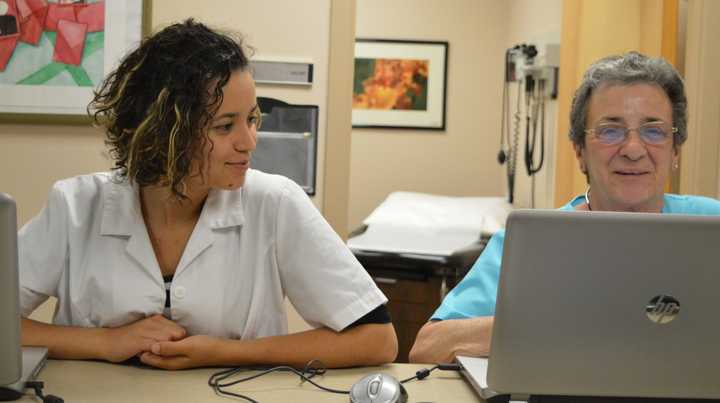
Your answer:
[594,124,670,145]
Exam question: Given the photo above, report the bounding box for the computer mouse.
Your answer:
[349,373,408,403]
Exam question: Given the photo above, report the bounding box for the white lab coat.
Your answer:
[18,170,386,339]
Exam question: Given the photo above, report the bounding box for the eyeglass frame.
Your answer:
[584,121,678,146]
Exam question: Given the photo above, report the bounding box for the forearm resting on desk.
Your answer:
[22,317,115,361]
[21,314,187,362]
[409,316,494,364]
[233,323,398,368]
[141,323,398,370]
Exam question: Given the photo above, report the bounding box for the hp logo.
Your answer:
[645,295,680,324]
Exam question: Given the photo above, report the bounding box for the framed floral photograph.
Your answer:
[0,0,148,122]
[352,39,448,130]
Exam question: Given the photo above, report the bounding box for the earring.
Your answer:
[673,161,679,170]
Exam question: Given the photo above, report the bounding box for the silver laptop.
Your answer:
[1,194,48,400]
[473,209,720,401]
[0,347,49,400]
[456,355,502,401]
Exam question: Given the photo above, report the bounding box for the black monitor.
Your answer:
[0,193,21,386]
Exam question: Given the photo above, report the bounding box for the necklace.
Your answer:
[584,186,592,211]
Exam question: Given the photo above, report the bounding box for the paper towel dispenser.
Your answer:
[254,97,319,195]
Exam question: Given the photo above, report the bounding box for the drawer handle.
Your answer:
[373,277,397,285]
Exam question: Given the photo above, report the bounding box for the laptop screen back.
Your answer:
[487,210,720,399]
[0,194,21,385]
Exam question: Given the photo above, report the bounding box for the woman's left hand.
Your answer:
[139,334,226,370]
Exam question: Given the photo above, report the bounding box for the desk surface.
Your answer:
[20,360,484,403]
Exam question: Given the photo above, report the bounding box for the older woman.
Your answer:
[19,19,397,370]
[409,51,720,364]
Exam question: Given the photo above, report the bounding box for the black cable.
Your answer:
[208,361,348,402]
[25,381,63,403]
[498,76,509,164]
[524,76,546,177]
[508,80,522,204]
[498,48,513,165]
[399,363,460,384]
[524,74,534,177]
[208,361,461,402]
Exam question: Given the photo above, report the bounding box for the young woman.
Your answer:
[19,19,397,370]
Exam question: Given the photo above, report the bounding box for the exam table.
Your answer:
[347,192,511,362]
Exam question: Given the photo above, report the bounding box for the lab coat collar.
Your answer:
[203,187,246,229]
[100,176,142,236]
[99,177,159,278]
[99,174,246,280]
[99,175,246,236]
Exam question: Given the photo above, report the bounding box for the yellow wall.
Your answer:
[680,0,720,197]
[554,0,677,206]
[323,1,356,238]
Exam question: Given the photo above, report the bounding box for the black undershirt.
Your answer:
[163,275,173,319]
[346,304,392,328]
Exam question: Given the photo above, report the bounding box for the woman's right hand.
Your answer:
[101,314,187,362]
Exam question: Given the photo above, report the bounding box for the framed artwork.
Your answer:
[0,0,148,123]
[352,39,448,130]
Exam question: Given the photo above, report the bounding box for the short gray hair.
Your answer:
[569,51,687,149]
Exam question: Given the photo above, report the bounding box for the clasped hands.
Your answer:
[103,314,224,370]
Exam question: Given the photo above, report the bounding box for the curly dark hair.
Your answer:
[89,19,250,199]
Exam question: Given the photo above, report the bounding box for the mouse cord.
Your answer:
[25,381,64,403]
[208,360,462,402]
[209,360,349,402]
[399,363,460,384]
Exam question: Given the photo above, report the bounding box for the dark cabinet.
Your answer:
[372,275,443,363]
[355,240,486,363]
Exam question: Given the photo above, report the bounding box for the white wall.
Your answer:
[151,0,332,211]
[505,0,562,209]
[3,0,564,328]
[0,126,108,226]
[0,0,335,224]
[349,0,510,231]
[349,0,562,231]
[2,0,336,331]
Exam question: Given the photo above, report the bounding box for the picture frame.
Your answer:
[0,0,150,124]
[352,38,448,130]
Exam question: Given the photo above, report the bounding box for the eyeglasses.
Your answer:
[584,122,678,146]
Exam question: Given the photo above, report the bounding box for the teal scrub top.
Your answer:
[431,194,720,320]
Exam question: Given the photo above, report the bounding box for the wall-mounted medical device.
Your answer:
[497,43,559,205]
[254,97,319,195]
